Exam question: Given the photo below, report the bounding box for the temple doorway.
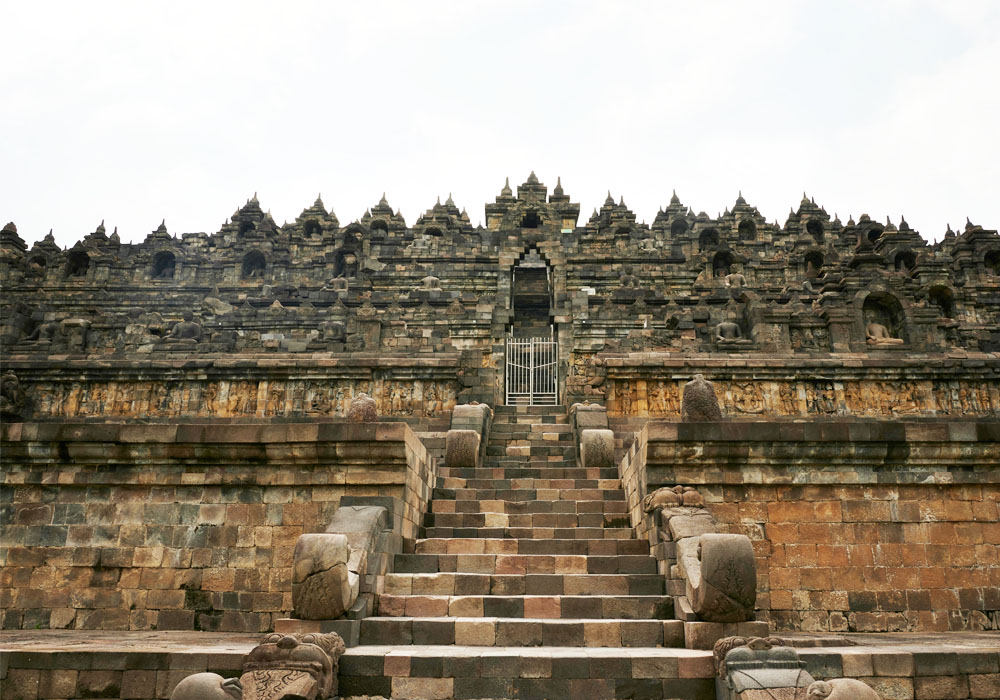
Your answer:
[505,248,558,405]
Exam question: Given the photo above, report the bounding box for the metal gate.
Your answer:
[505,336,558,406]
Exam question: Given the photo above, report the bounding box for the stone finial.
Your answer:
[580,429,614,468]
[681,374,723,421]
[446,429,481,468]
[501,177,512,197]
[347,392,377,422]
[527,170,539,184]
[292,533,352,618]
[2,222,16,233]
[605,191,614,206]
[670,189,680,205]
[684,533,757,622]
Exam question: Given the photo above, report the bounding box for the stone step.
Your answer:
[486,438,576,448]
[477,459,585,470]
[494,405,566,412]
[433,487,626,502]
[393,553,659,575]
[431,497,627,513]
[488,429,575,437]
[338,644,714,700]
[486,445,575,457]
[377,593,672,618]
[413,538,650,556]
[421,526,635,540]
[491,421,573,432]
[429,500,628,517]
[436,477,622,491]
[383,573,667,598]
[425,512,630,531]
[357,617,684,649]
[439,466,617,480]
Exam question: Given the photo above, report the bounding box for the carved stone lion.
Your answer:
[170,673,241,700]
[643,485,704,512]
[807,679,881,700]
[0,371,26,421]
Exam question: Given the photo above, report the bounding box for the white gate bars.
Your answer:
[505,336,558,406]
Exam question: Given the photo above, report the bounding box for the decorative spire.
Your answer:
[605,191,614,206]
[156,219,167,234]
[501,177,512,197]
[314,193,324,207]
[553,176,564,196]
[446,192,455,207]
[380,192,388,206]
[527,170,539,184]
[670,189,680,205]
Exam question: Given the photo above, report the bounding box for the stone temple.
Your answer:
[1,173,999,699]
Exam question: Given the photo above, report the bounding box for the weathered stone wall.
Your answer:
[0,421,434,633]
[642,420,1000,633]
[601,354,1000,417]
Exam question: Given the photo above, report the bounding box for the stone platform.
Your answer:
[2,630,999,699]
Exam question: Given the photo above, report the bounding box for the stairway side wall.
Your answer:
[0,421,435,633]
[644,420,1000,633]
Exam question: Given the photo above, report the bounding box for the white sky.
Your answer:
[2,0,998,248]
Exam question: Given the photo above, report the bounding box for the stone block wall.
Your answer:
[0,421,434,633]
[642,420,1000,633]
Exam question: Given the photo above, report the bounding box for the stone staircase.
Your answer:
[338,405,712,699]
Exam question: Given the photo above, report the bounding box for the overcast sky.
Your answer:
[3,1,998,248]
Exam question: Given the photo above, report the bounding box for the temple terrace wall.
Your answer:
[639,419,1000,633]
[0,421,434,633]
